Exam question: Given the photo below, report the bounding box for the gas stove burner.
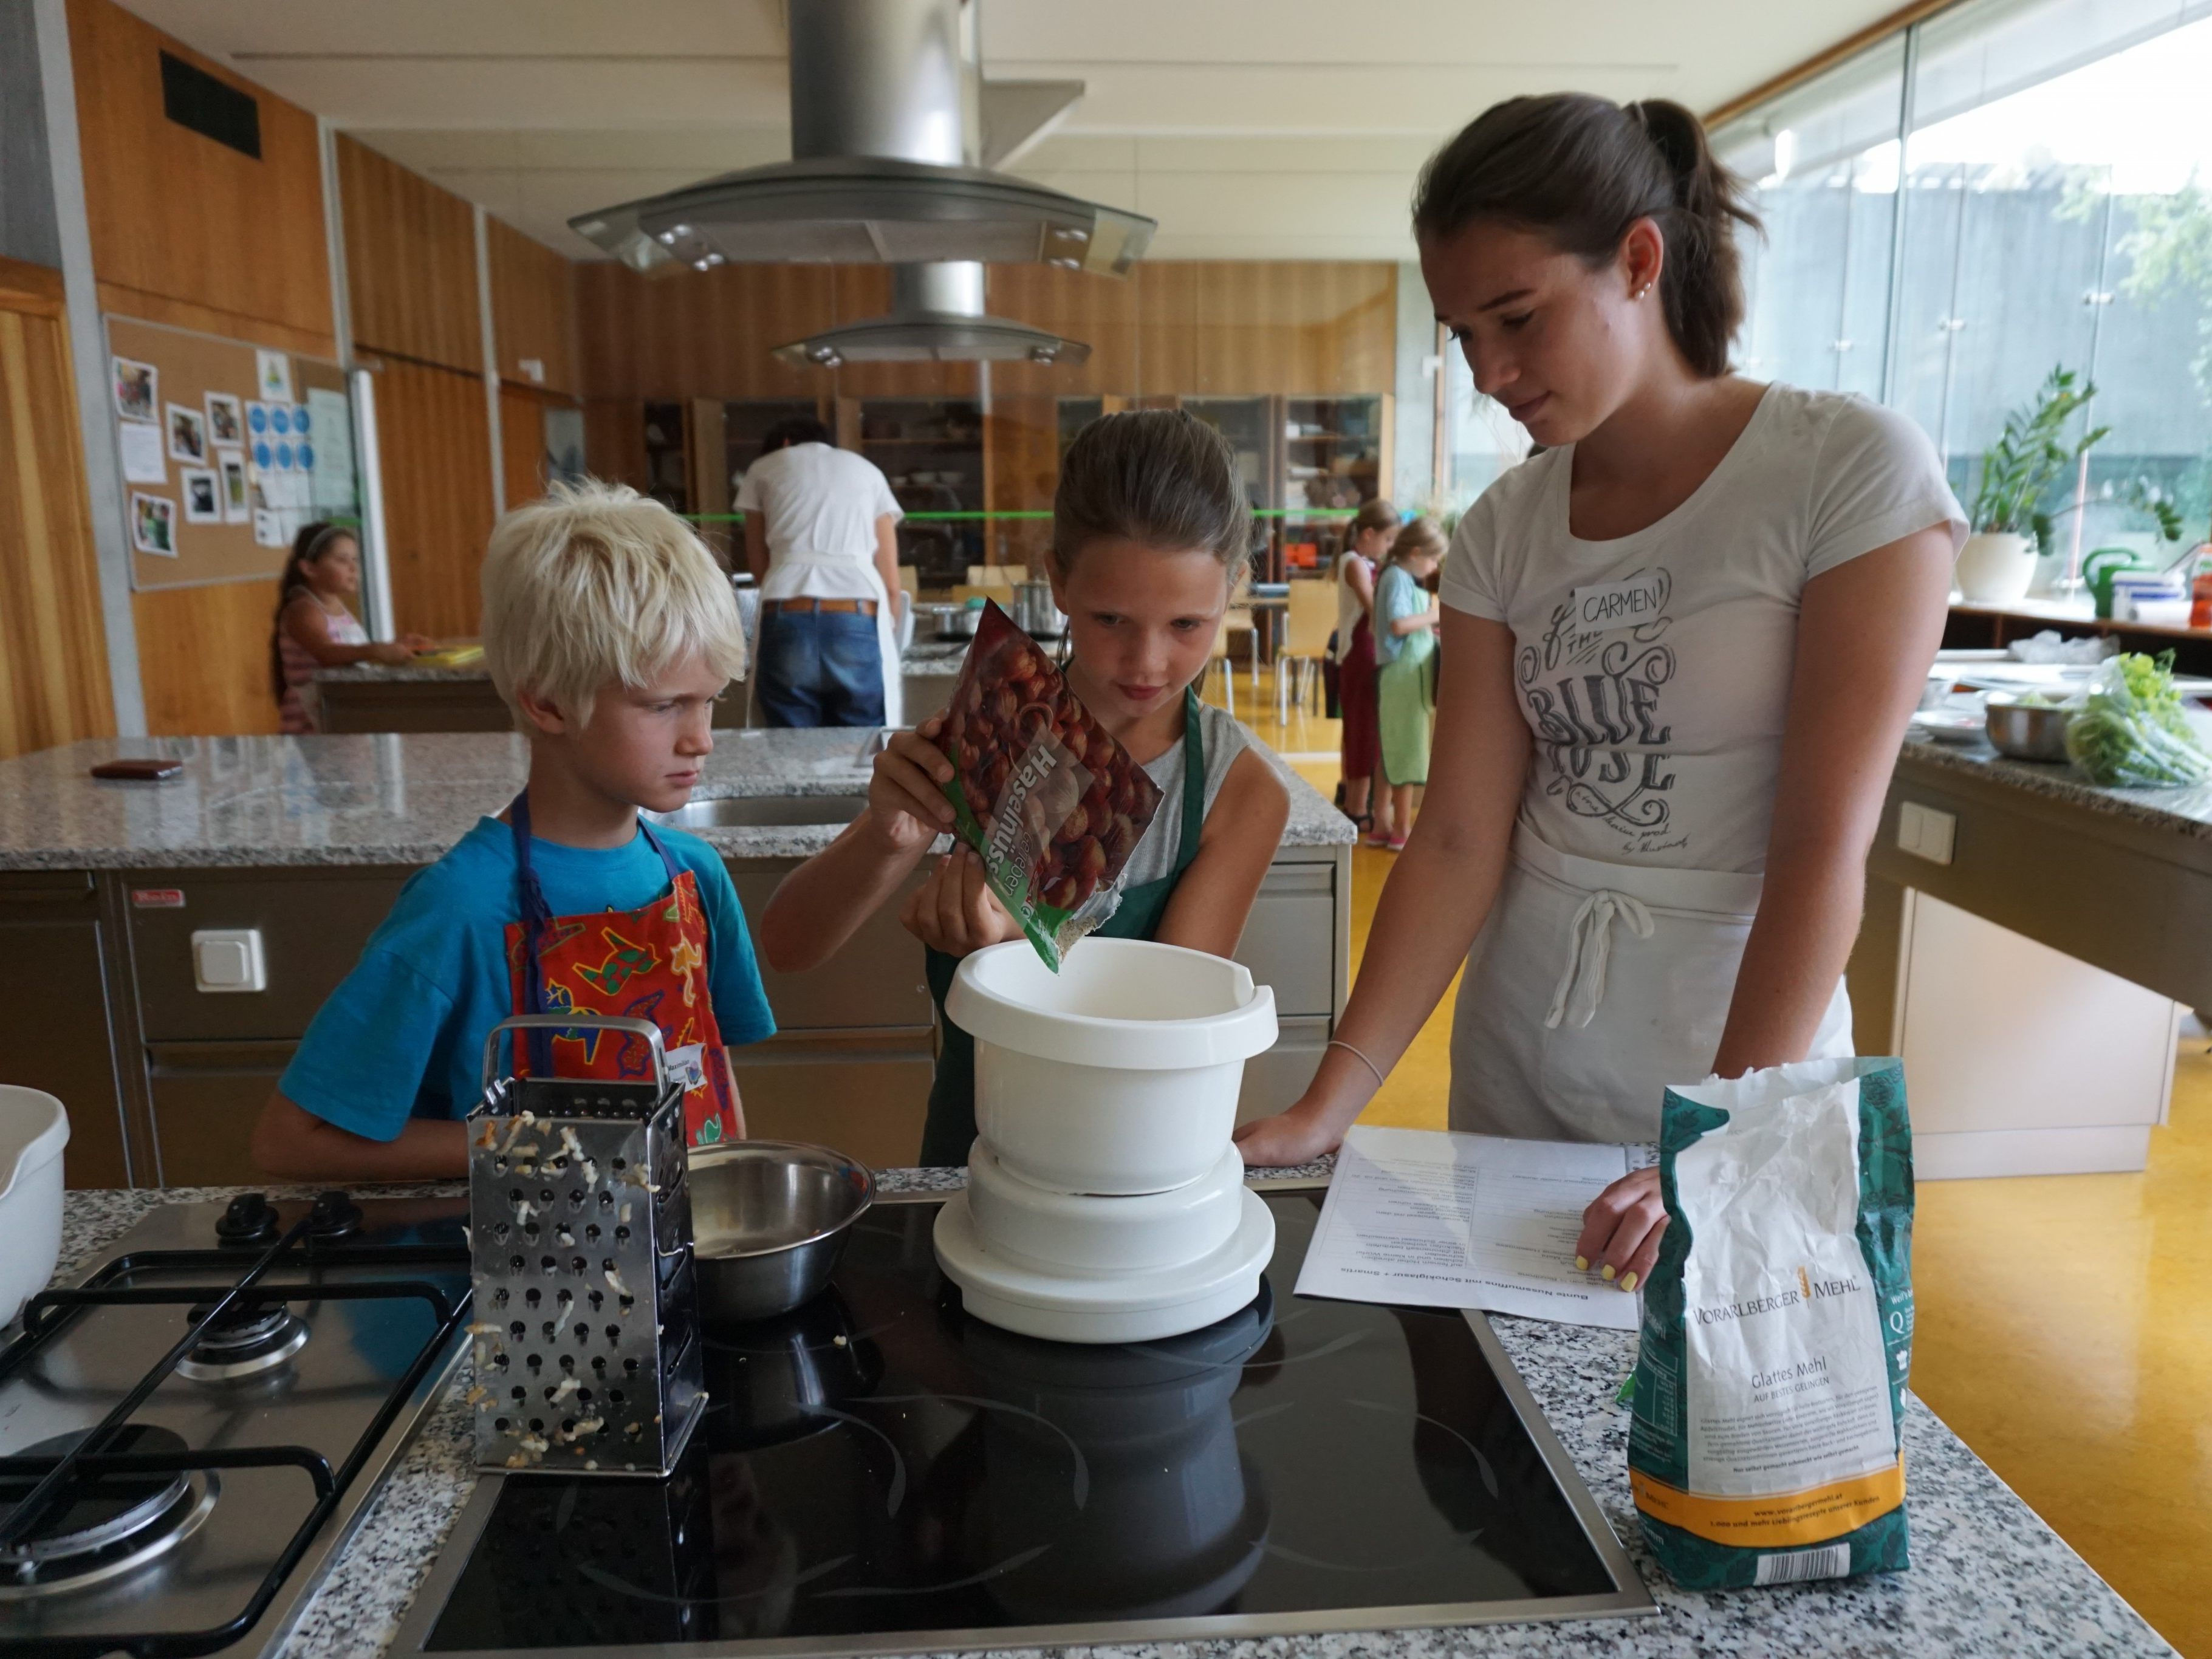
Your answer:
[0,1425,218,1599]
[176,1297,309,1382]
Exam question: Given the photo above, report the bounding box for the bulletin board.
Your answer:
[104,315,359,591]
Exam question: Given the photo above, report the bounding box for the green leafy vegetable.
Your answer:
[2064,651,2212,787]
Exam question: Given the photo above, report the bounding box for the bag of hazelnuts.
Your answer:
[936,602,1166,971]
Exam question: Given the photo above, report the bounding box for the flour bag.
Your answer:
[1628,1056,1913,1589]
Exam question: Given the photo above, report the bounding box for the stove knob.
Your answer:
[308,1189,363,1243]
[215,1191,279,1247]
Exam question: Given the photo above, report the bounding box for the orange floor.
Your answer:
[1238,668,2212,1658]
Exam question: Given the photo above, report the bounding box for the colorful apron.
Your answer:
[502,793,741,1147]
[917,688,1210,1168]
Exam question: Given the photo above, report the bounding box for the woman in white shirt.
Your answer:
[738,417,906,727]
[1238,94,1964,1293]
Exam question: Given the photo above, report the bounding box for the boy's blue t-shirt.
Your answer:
[279,818,776,1141]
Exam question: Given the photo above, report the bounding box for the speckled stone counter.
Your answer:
[312,662,492,684]
[46,1173,2174,1659]
[1902,735,2212,843]
[0,730,1354,872]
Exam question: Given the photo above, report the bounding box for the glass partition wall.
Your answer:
[1714,0,2212,587]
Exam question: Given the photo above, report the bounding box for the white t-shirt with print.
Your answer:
[736,442,903,601]
[1439,383,1965,875]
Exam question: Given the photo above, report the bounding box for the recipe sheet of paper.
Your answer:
[1296,1124,1638,1330]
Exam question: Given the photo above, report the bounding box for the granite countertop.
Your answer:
[1901,734,2212,843]
[0,729,1352,872]
[49,1174,2170,1659]
[316,640,976,685]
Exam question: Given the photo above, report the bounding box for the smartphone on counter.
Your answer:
[89,758,185,781]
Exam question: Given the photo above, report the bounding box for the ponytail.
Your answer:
[1412,93,1761,378]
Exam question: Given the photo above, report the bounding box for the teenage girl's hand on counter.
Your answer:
[900,846,1021,956]
[865,711,957,853]
[1574,1166,1666,1292]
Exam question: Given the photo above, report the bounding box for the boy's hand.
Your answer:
[900,847,1021,956]
[866,713,957,853]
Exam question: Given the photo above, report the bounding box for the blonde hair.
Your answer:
[481,479,746,728]
[1386,515,1448,568]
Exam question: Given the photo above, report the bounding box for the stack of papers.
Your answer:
[1294,1125,1638,1330]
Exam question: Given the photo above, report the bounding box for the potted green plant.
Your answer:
[1955,366,2187,604]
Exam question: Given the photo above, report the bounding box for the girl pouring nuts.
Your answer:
[760,409,1291,1166]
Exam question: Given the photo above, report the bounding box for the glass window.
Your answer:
[1440,346,1530,514]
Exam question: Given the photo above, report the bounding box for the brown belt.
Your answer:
[762,597,878,617]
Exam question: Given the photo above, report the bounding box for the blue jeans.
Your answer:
[755,608,886,728]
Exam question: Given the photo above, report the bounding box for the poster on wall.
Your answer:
[131,492,177,556]
[218,450,249,522]
[205,392,244,447]
[255,349,293,403]
[117,420,166,485]
[252,508,284,548]
[112,357,157,421]
[307,388,355,511]
[166,403,206,463]
[181,468,221,524]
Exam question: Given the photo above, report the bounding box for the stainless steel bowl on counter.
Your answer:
[1984,693,2073,762]
[689,1141,874,1324]
[1013,580,1066,638]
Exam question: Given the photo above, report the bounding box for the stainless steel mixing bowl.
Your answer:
[688,1141,875,1325]
[1984,693,2074,762]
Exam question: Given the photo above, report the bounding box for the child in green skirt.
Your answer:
[1371,518,1445,850]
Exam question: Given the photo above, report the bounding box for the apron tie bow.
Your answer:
[1544,889,1656,1031]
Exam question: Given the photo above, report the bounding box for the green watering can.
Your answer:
[2083,547,2148,620]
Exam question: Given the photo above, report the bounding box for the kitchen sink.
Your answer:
[649,794,870,829]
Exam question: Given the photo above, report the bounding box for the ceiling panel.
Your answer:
[118,0,1912,260]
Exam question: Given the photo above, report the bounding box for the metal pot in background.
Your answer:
[690,1141,874,1325]
[1985,693,2073,762]
[1012,580,1065,638]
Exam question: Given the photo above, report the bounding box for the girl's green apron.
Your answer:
[1377,617,1436,787]
[918,688,1209,1166]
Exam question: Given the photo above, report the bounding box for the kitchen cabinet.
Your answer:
[845,396,985,587]
[0,873,134,1188]
[145,1040,296,1187]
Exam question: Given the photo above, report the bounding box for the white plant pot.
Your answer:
[1956,531,2037,604]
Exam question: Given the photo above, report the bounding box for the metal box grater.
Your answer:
[465,1014,706,1476]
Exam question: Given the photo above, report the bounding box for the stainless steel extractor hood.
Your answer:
[772,261,1089,368]
[569,0,1151,341]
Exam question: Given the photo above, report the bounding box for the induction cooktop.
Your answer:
[391,1185,1653,1658]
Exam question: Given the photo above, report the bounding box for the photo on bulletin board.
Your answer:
[131,492,176,557]
[218,450,248,522]
[113,357,157,422]
[256,349,293,403]
[205,392,244,447]
[166,403,206,463]
[181,468,221,524]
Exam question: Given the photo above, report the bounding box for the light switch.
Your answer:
[191,928,265,993]
[1896,801,1955,866]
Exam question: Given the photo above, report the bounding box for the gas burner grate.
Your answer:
[0,1194,473,1659]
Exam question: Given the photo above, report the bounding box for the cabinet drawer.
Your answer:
[145,1040,294,1188]
[726,1030,935,1171]
[1237,1014,1329,1126]
[1234,862,1338,1018]
[128,871,413,1042]
[728,865,933,1032]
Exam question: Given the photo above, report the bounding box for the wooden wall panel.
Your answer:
[376,358,496,638]
[0,259,115,758]
[338,136,481,375]
[132,580,281,736]
[578,259,1395,404]
[69,0,333,351]
[487,218,578,396]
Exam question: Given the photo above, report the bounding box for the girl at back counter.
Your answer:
[760,409,1291,1166]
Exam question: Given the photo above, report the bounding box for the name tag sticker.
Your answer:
[1574,571,1668,630]
[665,1042,707,1091]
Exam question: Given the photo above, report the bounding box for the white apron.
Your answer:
[1448,823,1854,1144]
[753,546,903,728]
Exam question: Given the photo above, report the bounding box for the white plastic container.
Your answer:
[947,938,1278,1196]
[0,1087,69,1329]
[965,1141,1246,1273]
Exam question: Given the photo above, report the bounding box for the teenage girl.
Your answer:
[1371,517,1446,850]
[270,522,427,733]
[761,409,1293,1166]
[1238,94,1963,1299]
[1330,498,1399,835]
